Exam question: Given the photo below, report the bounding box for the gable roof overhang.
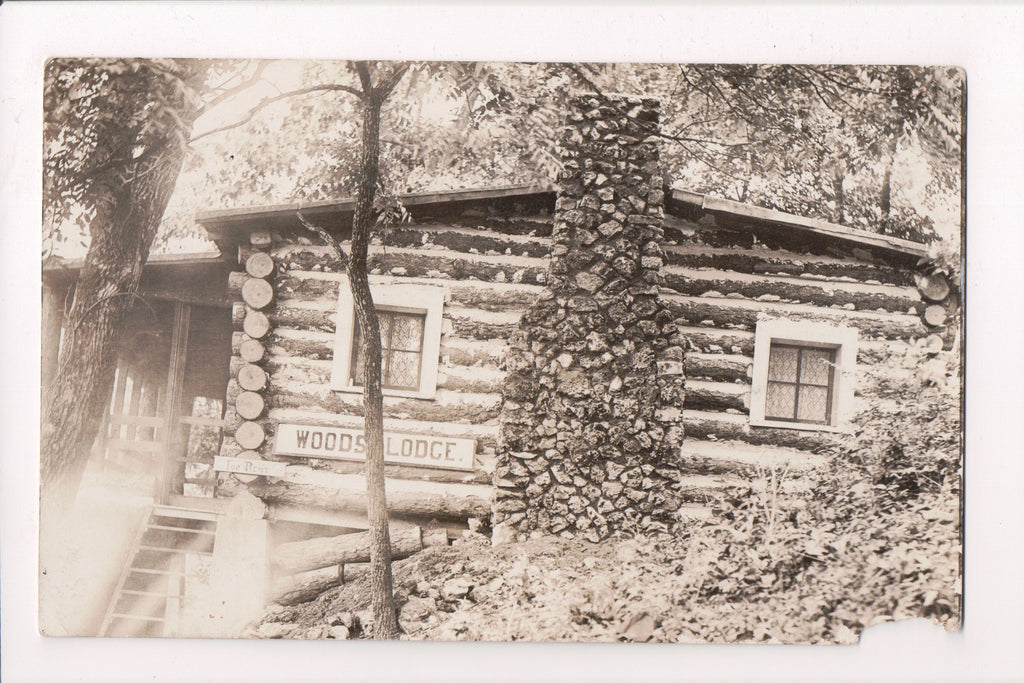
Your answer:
[193,182,930,269]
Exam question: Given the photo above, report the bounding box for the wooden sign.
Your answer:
[274,423,475,472]
[214,455,286,478]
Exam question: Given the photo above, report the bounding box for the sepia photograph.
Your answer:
[39,57,964,644]
[5,3,1024,682]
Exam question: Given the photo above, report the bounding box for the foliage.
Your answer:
[42,59,208,258]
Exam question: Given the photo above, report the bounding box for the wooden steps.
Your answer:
[99,506,217,638]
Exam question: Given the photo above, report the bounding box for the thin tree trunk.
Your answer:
[832,168,845,224]
[880,167,892,220]
[347,73,399,640]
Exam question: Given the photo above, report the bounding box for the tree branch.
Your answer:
[189,84,364,143]
[353,61,373,94]
[197,59,273,116]
[297,211,351,270]
[378,62,410,97]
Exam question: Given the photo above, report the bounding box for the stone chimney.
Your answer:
[494,95,685,542]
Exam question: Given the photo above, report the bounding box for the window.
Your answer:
[764,343,836,425]
[351,310,426,391]
[749,320,858,432]
[331,281,445,399]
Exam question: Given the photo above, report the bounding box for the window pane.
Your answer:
[390,313,424,351]
[799,348,833,386]
[351,310,426,389]
[351,343,366,385]
[765,382,797,419]
[797,385,830,423]
[767,345,799,382]
[387,350,421,389]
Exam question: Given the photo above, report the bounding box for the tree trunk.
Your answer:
[880,167,892,220]
[40,61,201,577]
[348,74,400,640]
[42,141,194,500]
[832,168,845,224]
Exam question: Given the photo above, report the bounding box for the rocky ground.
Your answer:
[252,531,697,643]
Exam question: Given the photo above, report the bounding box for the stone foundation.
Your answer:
[493,95,685,541]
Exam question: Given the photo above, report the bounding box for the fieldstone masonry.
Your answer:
[494,95,686,542]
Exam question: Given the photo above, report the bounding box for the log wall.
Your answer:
[660,206,930,519]
[214,206,555,534]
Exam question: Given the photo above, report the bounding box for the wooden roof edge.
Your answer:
[195,184,554,227]
[43,250,224,276]
[668,188,930,260]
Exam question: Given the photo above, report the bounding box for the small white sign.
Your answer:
[274,423,476,472]
[213,456,287,478]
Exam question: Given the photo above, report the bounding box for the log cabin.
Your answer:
[41,95,958,634]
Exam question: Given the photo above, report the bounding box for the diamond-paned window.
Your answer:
[351,310,426,391]
[764,343,836,425]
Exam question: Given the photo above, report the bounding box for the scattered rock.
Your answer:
[441,577,473,601]
[620,611,656,642]
[585,578,617,620]
[400,596,436,624]
[257,622,294,639]
[329,625,351,640]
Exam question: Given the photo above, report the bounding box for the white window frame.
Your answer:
[330,281,446,400]
[749,319,858,433]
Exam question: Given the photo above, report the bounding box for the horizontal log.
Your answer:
[266,384,502,424]
[676,325,756,356]
[662,244,914,286]
[683,409,837,452]
[663,266,920,314]
[274,245,549,286]
[266,329,335,360]
[236,391,266,420]
[437,365,505,394]
[262,355,504,395]
[684,379,749,413]
[251,230,272,249]
[227,271,248,296]
[243,476,492,523]
[266,407,499,449]
[272,525,447,575]
[271,563,370,606]
[445,306,522,341]
[240,338,266,364]
[246,251,276,279]
[676,473,809,494]
[242,277,274,309]
[238,363,268,391]
[231,302,246,328]
[278,270,543,313]
[663,293,925,340]
[684,352,752,383]
[244,309,271,339]
[271,288,523,342]
[266,323,507,366]
[280,458,494,486]
[269,304,336,333]
[235,421,266,450]
[679,438,827,473]
[383,225,552,258]
[439,338,506,366]
[924,304,947,327]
